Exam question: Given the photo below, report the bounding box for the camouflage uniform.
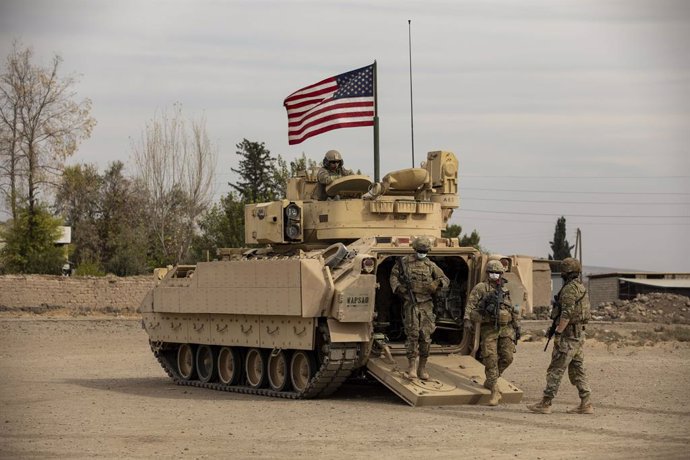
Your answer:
[543,278,591,401]
[390,255,449,359]
[465,281,519,389]
[314,150,352,200]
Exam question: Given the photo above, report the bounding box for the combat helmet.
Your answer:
[486,260,505,274]
[323,150,343,168]
[561,257,581,274]
[412,236,433,253]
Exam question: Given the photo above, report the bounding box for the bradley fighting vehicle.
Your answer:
[140,151,526,406]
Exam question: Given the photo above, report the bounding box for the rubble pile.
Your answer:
[592,293,690,324]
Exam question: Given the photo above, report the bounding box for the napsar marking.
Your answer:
[346,295,369,306]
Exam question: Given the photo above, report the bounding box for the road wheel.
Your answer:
[177,343,196,381]
[245,348,267,389]
[196,345,217,383]
[217,347,242,386]
[267,350,290,392]
[290,350,316,393]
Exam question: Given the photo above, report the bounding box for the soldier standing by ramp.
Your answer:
[390,236,449,380]
[465,260,520,406]
[528,257,593,414]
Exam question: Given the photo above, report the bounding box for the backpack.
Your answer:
[570,282,591,324]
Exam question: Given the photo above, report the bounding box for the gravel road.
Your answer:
[1,318,688,459]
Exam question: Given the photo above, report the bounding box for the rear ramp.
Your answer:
[366,354,523,407]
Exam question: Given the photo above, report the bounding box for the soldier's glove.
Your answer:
[463,319,474,330]
[515,326,521,341]
[428,279,441,294]
[469,310,483,323]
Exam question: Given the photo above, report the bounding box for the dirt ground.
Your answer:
[1,318,689,459]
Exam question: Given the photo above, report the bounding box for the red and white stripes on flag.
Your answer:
[283,64,375,145]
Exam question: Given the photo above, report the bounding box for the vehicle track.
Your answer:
[151,322,360,399]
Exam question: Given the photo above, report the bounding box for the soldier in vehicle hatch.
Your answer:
[390,236,449,380]
[465,260,520,406]
[313,150,353,200]
[527,257,593,415]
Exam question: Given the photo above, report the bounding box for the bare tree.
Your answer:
[132,104,217,264]
[0,42,96,224]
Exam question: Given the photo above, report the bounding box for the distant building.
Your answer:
[530,258,553,309]
[494,256,553,313]
[56,226,71,245]
[588,272,690,305]
[0,224,71,271]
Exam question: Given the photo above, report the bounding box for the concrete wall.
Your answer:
[0,275,155,312]
[588,273,690,306]
[588,276,620,306]
[532,261,553,308]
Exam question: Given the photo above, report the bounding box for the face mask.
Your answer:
[415,252,427,260]
[488,273,500,281]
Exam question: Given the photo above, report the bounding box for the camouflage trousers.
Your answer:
[480,325,515,389]
[544,334,591,400]
[403,300,436,359]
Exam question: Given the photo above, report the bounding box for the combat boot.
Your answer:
[567,397,594,414]
[487,385,501,406]
[527,397,552,414]
[403,358,418,380]
[417,357,430,380]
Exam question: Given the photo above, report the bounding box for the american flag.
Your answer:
[283,64,375,145]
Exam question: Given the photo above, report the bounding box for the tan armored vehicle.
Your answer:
[141,151,527,406]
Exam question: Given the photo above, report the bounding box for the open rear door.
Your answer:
[366,353,523,407]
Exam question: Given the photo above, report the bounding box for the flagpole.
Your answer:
[373,60,380,182]
[408,19,415,168]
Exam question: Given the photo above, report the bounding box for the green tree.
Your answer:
[54,161,150,275]
[549,216,573,260]
[230,139,278,202]
[0,204,64,274]
[442,223,482,250]
[99,162,149,275]
[191,191,246,258]
[460,230,482,248]
[194,146,315,257]
[54,164,103,267]
[442,224,462,238]
[193,142,298,257]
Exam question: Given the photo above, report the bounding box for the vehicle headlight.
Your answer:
[285,223,301,240]
[285,204,300,220]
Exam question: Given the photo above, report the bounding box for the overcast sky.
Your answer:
[1,0,689,272]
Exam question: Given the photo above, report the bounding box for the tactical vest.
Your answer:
[559,281,591,325]
[478,282,513,324]
[407,259,436,295]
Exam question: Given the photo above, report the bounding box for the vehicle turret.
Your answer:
[244,151,459,246]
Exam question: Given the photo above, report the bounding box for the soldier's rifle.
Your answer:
[396,257,418,321]
[544,295,560,352]
[544,288,588,351]
[495,279,503,331]
[480,279,504,330]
